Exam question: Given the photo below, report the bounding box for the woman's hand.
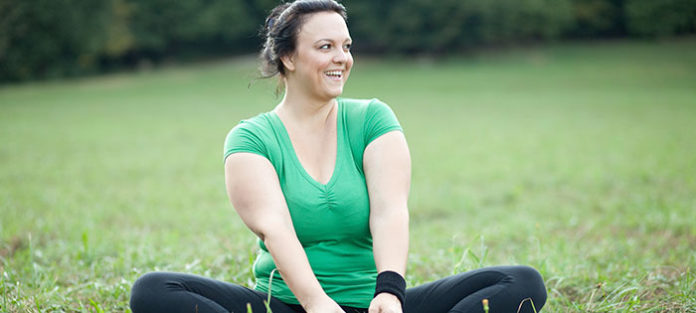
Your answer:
[368,293,402,313]
[304,295,346,313]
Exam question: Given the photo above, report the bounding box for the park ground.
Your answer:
[1,38,695,312]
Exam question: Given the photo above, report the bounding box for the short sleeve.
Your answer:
[363,99,402,145]
[223,122,268,162]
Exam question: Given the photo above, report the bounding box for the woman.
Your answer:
[129,1,547,313]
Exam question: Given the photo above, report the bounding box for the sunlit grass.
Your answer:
[1,39,695,312]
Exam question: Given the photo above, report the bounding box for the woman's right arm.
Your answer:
[224,152,345,313]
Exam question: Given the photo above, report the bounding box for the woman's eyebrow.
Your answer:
[314,37,352,44]
[314,38,334,44]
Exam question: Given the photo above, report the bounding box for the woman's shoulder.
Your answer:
[339,97,392,116]
[224,111,276,146]
[225,111,277,141]
[223,111,276,161]
[234,111,274,130]
[339,97,386,107]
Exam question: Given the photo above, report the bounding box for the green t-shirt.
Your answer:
[223,98,402,308]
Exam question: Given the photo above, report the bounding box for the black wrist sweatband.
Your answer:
[374,271,406,308]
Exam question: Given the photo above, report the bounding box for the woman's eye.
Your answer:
[320,44,331,50]
[344,43,352,51]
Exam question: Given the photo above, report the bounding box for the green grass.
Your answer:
[2,38,695,312]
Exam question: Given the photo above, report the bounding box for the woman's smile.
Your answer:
[324,70,344,80]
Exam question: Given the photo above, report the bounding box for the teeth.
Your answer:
[325,71,342,77]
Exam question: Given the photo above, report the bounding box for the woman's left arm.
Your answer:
[364,130,411,313]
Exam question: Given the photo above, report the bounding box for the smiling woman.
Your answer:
[128,1,547,313]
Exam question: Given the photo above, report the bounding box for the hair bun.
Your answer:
[265,16,276,33]
[264,3,292,34]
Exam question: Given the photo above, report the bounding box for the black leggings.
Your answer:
[130,266,546,313]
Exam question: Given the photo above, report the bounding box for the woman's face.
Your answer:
[283,11,353,101]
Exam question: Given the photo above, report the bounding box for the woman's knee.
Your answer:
[510,266,547,308]
[132,272,171,293]
[130,272,175,312]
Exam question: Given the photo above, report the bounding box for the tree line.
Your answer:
[1,0,694,82]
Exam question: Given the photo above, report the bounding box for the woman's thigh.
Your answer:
[404,266,546,313]
[130,272,300,313]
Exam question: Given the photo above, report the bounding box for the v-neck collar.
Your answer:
[270,99,343,189]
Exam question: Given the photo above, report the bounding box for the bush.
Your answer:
[124,0,255,59]
[568,0,626,37]
[0,0,260,81]
[625,0,696,37]
[0,0,111,81]
[1,0,695,82]
[350,0,574,53]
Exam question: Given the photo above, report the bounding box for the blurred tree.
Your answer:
[1,0,695,82]
[346,0,393,52]
[625,0,696,36]
[124,0,255,62]
[0,0,110,81]
[104,0,135,58]
[568,0,626,37]
[349,0,573,54]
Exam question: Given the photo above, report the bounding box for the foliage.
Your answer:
[0,0,268,81]
[350,0,574,53]
[624,0,696,36]
[1,0,696,82]
[123,0,256,58]
[0,0,111,81]
[567,0,626,37]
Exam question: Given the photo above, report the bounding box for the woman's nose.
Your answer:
[333,48,350,63]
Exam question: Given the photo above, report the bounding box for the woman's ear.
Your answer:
[280,54,296,72]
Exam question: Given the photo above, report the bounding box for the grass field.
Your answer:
[1,38,695,312]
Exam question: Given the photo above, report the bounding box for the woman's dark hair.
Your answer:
[259,0,347,78]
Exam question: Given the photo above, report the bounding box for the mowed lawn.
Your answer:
[1,39,695,312]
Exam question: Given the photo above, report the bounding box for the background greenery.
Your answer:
[2,0,696,81]
[1,38,695,312]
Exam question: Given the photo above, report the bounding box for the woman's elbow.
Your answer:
[371,205,409,225]
[254,219,295,243]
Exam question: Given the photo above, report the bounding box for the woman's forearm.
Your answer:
[370,205,409,275]
[263,229,329,308]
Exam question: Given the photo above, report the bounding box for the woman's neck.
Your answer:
[274,88,337,131]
